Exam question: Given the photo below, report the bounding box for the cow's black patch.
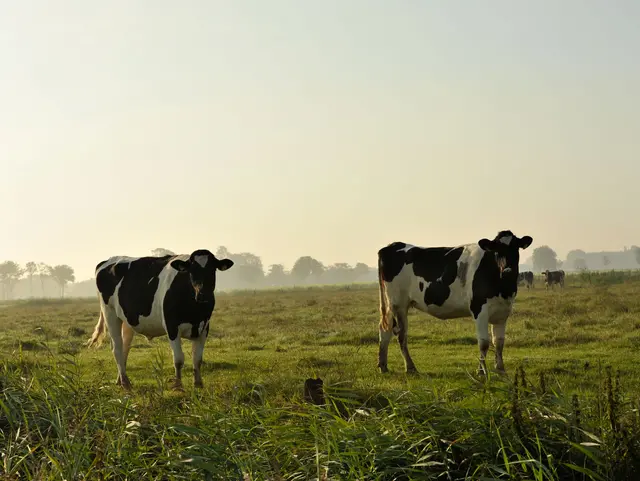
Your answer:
[470,252,502,318]
[378,242,408,282]
[418,281,424,291]
[115,256,172,326]
[410,247,464,307]
[96,261,134,304]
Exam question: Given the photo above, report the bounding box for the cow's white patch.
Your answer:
[499,235,513,246]
[400,244,415,252]
[194,255,208,268]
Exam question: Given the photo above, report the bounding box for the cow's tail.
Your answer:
[378,253,391,332]
[87,307,106,348]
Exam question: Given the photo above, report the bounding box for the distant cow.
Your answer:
[86,250,234,390]
[542,269,565,289]
[517,271,534,289]
[377,230,533,376]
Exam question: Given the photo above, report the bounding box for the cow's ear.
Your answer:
[217,258,234,271]
[170,259,190,272]
[478,239,496,251]
[518,236,533,250]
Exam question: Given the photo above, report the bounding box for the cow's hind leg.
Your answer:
[491,322,507,374]
[378,324,393,373]
[169,337,185,390]
[377,297,396,373]
[191,328,208,388]
[396,306,418,374]
[104,309,132,390]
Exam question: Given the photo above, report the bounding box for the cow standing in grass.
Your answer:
[518,271,534,289]
[377,230,533,376]
[542,270,565,289]
[87,250,234,390]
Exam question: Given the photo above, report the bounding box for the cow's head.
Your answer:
[170,249,234,303]
[478,230,533,278]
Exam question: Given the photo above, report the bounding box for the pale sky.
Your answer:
[1,1,639,280]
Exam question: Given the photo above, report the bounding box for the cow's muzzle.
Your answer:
[193,284,209,303]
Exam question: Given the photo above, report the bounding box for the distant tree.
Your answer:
[24,261,38,298]
[291,256,325,283]
[603,255,611,268]
[151,248,175,257]
[532,246,558,273]
[566,249,586,266]
[0,261,23,300]
[37,262,50,297]
[353,262,370,279]
[216,246,231,259]
[324,263,357,284]
[573,258,588,271]
[266,264,288,286]
[634,246,640,266]
[230,252,265,285]
[48,265,75,298]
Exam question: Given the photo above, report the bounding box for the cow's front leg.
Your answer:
[191,328,208,388]
[169,337,185,390]
[491,322,507,374]
[474,309,490,376]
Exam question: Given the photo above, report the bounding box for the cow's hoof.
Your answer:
[378,366,389,374]
[406,367,419,375]
[171,381,184,391]
[116,377,132,390]
[194,381,204,389]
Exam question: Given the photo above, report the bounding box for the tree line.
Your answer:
[3,244,639,300]
[0,247,376,300]
[0,261,75,300]
[529,245,640,273]
[152,247,376,291]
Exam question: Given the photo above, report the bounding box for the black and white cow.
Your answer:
[542,269,565,289]
[377,230,533,376]
[86,250,234,390]
[517,271,534,289]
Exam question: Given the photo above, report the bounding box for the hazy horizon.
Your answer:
[2,1,639,281]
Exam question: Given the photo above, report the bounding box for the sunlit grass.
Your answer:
[1,272,639,479]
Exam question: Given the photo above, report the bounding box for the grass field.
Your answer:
[1,272,640,480]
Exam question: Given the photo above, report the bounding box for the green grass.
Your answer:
[1,274,640,479]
